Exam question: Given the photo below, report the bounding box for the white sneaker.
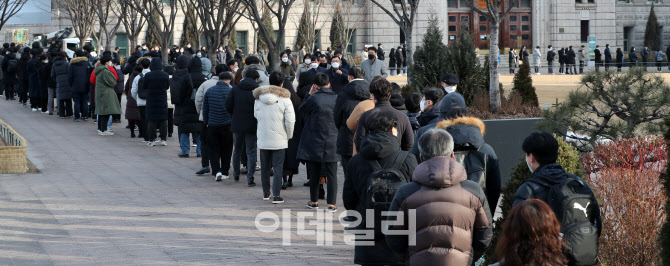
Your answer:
[215,172,223,181]
[192,144,197,147]
[536,73,541,75]
[254,166,261,171]
[221,175,229,180]
[147,141,156,146]
[42,111,49,114]
[100,131,114,136]
[160,140,167,146]
[32,108,37,112]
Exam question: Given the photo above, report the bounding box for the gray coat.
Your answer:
[242,64,270,86]
[51,57,71,100]
[360,58,388,82]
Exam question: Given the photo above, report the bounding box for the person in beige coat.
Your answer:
[253,81,295,204]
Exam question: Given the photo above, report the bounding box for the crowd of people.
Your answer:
[508,44,670,75]
[1,40,604,266]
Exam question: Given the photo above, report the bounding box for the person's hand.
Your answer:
[309,86,318,95]
[336,70,342,75]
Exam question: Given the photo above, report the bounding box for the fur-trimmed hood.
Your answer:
[70,56,88,64]
[436,116,486,150]
[135,56,148,65]
[253,85,291,105]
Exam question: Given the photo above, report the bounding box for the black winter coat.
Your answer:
[594,49,602,63]
[297,67,327,99]
[188,56,207,90]
[334,79,370,156]
[284,79,303,174]
[354,101,414,152]
[225,78,259,133]
[171,55,201,133]
[326,67,349,94]
[144,58,170,120]
[616,50,624,67]
[343,132,417,265]
[37,61,50,98]
[558,49,565,64]
[567,49,576,64]
[604,48,612,64]
[68,57,91,94]
[51,57,71,100]
[629,50,638,63]
[297,87,339,163]
[410,117,502,212]
[1,53,17,83]
[122,51,141,74]
[27,57,40,97]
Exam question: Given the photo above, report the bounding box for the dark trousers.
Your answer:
[139,106,149,141]
[147,119,167,141]
[58,99,73,117]
[307,161,338,205]
[232,132,257,182]
[260,149,285,197]
[97,115,110,132]
[128,120,140,137]
[605,61,611,71]
[207,125,234,176]
[112,93,122,121]
[167,108,174,135]
[548,61,554,74]
[200,122,209,167]
[73,91,88,119]
[341,155,352,205]
[559,63,564,73]
[595,61,601,71]
[30,96,40,109]
[579,61,584,74]
[40,93,48,112]
[657,61,663,71]
[4,80,14,99]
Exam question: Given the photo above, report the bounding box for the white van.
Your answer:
[62,38,97,59]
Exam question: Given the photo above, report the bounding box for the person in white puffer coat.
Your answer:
[253,81,295,204]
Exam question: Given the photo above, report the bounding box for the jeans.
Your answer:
[548,61,553,74]
[147,119,167,141]
[47,87,56,113]
[390,69,395,76]
[232,132,257,182]
[58,99,73,117]
[97,115,113,131]
[179,132,201,155]
[208,125,234,176]
[308,161,338,205]
[260,149,285,197]
[579,61,584,74]
[73,91,89,119]
[572,64,578,74]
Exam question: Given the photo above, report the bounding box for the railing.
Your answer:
[0,120,25,147]
[0,119,27,174]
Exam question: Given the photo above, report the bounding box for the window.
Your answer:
[522,34,529,40]
[400,29,405,45]
[510,16,517,22]
[510,25,517,31]
[580,20,589,43]
[449,26,457,32]
[479,15,487,22]
[480,35,488,40]
[449,35,456,41]
[459,0,470,8]
[236,31,248,52]
[314,30,321,50]
[522,16,529,22]
[520,0,531,7]
[623,26,632,51]
[510,35,518,40]
[346,29,356,55]
[576,0,595,3]
[115,33,128,57]
[618,0,630,2]
[480,25,487,32]
[461,16,469,22]
[448,0,458,7]
[449,16,456,22]
[522,25,529,31]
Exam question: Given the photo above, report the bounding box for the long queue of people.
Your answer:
[3,41,603,265]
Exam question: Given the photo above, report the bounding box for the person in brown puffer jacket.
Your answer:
[386,128,493,266]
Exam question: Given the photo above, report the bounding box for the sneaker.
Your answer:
[195,166,210,175]
[327,205,337,212]
[178,153,189,158]
[32,108,37,112]
[192,144,197,147]
[215,172,223,181]
[248,181,256,187]
[254,166,261,171]
[240,166,248,174]
[234,176,239,181]
[263,193,271,201]
[147,141,156,146]
[100,131,114,136]
[307,201,319,209]
[272,196,284,204]
[160,140,167,146]
[42,111,49,114]
[74,119,80,122]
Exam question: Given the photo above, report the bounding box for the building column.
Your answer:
[532,0,547,48]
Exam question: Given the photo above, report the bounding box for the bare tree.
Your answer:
[369,0,419,85]
[116,0,146,54]
[180,0,245,67]
[339,0,367,63]
[0,0,28,33]
[292,0,329,54]
[54,0,98,46]
[467,0,516,111]
[124,0,178,65]
[93,0,124,51]
[243,0,298,72]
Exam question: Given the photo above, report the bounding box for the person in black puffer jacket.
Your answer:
[16,47,30,106]
[226,69,260,185]
[143,57,170,145]
[51,52,72,118]
[171,55,202,157]
[68,51,92,121]
[333,66,370,200]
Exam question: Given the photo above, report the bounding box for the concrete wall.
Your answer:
[616,0,670,51]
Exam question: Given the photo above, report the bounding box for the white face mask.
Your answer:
[44,60,48,63]
[180,49,184,53]
[107,61,113,67]
[444,86,457,94]
[187,45,191,48]
[233,67,239,73]
[143,46,147,49]
[419,100,426,112]
[310,63,319,69]
[304,59,311,65]
[196,53,202,57]
[282,57,289,63]
[331,62,340,69]
[526,155,534,173]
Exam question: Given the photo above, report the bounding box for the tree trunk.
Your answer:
[489,23,501,111]
[268,44,280,72]
[161,32,170,66]
[129,35,137,55]
[79,36,87,49]
[405,27,413,86]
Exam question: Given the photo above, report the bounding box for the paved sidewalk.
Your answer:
[0,97,353,265]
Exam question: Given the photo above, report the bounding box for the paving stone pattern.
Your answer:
[0,97,354,265]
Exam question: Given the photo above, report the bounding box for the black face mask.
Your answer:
[368,54,375,60]
[319,63,328,68]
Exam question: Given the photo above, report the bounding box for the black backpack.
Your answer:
[453,147,488,191]
[6,58,18,73]
[137,73,147,99]
[528,176,599,265]
[365,151,409,238]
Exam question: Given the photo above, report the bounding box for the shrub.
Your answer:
[409,12,449,92]
[538,68,670,151]
[446,31,485,106]
[582,137,667,266]
[401,84,416,98]
[512,62,538,106]
[469,90,540,120]
[485,135,583,263]
[660,120,670,265]
[644,4,661,52]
